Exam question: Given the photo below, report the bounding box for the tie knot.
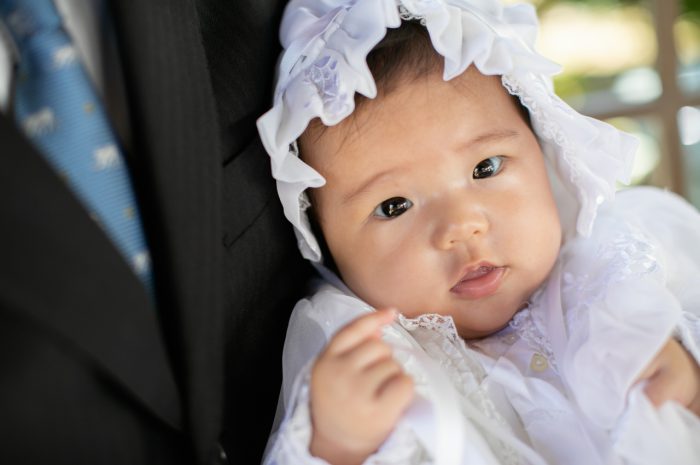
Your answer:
[0,0,62,43]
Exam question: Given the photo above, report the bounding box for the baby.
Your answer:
[258,1,700,464]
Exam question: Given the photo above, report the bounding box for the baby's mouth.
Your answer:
[450,263,506,299]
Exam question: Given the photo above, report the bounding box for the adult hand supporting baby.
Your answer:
[638,338,700,416]
[309,308,414,465]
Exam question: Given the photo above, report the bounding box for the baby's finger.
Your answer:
[343,338,394,370]
[359,358,405,394]
[377,372,415,415]
[327,308,397,354]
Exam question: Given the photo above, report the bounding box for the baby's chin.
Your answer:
[456,322,510,341]
[454,303,526,341]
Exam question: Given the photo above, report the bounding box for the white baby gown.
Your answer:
[263,187,700,465]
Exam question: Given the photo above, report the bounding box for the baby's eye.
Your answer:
[372,197,414,219]
[473,156,504,179]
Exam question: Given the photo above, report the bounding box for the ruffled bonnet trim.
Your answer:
[257,0,637,262]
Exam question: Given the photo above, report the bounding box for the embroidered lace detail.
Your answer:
[398,313,460,342]
[398,5,427,25]
[303,55,350,119]
[501,74,582,185]
[399,313,522,465]
[509,301,558,373]
[562,229,659,331]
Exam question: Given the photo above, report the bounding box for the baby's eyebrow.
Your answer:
[342,169,394,206]
[460,129,519,148]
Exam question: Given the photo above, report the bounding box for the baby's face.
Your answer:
[302,68,561,339]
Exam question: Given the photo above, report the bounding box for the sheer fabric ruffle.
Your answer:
[256,0,636,262]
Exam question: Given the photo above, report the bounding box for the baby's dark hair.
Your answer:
[303,21,531,271]
[361,20,441,106]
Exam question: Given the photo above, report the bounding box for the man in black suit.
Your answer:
[0,1,311,464]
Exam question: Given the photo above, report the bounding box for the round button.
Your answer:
[530,353,549,372]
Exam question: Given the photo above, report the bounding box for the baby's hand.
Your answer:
[309,308,414,465]
[638,338,700,415]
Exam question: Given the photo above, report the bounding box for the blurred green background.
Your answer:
[505,0,700,207]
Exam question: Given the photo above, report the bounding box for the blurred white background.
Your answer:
[505,0,700,207]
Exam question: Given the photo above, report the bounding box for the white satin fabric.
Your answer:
[263,187,700,465]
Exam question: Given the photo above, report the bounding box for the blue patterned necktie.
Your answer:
[1,0,154,291]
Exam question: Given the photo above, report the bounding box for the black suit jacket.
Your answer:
[0,1,311,464]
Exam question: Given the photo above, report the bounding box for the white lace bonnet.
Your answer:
[257,0,638,263]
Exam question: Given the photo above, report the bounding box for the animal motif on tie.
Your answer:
[93,144,121,170]
[132,252,151,275]
[53,44,77,68]
[22,107,56,136]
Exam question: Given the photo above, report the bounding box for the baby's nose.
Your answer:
[431,199,489,251]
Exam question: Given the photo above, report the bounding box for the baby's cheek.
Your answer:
[526,223,560,286]
[359,259,420,314]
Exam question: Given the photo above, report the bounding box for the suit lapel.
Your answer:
[109,0,224,460]
[0,113,183,430]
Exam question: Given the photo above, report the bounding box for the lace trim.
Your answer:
[466,393,522,465]
[502,74,582,186]
[398,5,427,25]
[398,313,522,465]
[509,301,559,373]
[398,313,460,343]
[303,54,351,120]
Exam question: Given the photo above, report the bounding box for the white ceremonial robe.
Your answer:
[264,187,700,465]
